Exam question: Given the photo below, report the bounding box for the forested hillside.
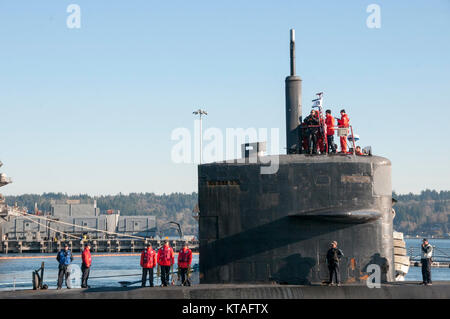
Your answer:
[393,190,450,237]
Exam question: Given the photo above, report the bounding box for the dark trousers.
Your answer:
[141,268,154,287]
[57,265,70,288]
[307,131,318,154]
[327,135,336,153]
[161,265,170,286]
[179,268,190,286]
[81,264,90,288]
[421,258,432,283]
[328,264,340,284]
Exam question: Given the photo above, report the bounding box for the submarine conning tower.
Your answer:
[198,30,394,285]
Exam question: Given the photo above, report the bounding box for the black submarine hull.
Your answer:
[198,155,394,284]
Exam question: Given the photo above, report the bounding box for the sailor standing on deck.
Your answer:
[326,241,343,286]
[81,243,92,288]
[421,239,433,286]
[157,241,175,286]
[303,110,320,154]
[325,110,337,153]
[56,243,73,289]
[337,109,350,153]
[140,243,157,287]
[178,242,193,286]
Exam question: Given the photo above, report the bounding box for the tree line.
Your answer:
[393,190,450,237]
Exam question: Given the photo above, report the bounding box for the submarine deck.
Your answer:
[1,282,449,299]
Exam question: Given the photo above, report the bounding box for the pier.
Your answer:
[410,261,450,268]
[1,239,199,254]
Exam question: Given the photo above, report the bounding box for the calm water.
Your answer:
[1,239,449,291]
[0,252,199,291]
[404,238,450,282]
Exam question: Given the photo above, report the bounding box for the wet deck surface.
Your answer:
[1,282,449,299]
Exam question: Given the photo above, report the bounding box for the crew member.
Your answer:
[325,110,336,153]
[178,243,193,286]
[141,243,157,287]
[303,110,320,154]
[355,146,363,155]
[337,109,350,153]
[56,243,73,289]
[421,239,433,285]
[157,241,175,286]
[326,241,344,286]
[81,243,92,288]
[317,112,326,154]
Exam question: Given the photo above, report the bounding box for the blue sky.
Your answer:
[0,0,449,195]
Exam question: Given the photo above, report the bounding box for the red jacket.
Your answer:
[178,248,192,269]
[140,248,157,268]
[337,114,349,128]
[82,248,92,268]
[325,114,335,136]
[157,246,175,266]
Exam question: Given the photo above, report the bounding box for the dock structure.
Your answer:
[1,238,199,254]
[407,245,450,268]
[1,200,157,241]
[0,161,13,223]
[409,261,450,268]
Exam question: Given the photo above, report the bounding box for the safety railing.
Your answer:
[300,124,360,155]
[0,264,200,291]
[408,246,450,262]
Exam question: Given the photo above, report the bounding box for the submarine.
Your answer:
[3,29,450,301]
[198,29,395,285]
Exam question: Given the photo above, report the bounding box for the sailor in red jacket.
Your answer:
[337,109,350,153]
[157,241,175,286]
[81,243,92,288]
[140,243,157,287]
[177,243,193,286]
[325,110,337,153]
